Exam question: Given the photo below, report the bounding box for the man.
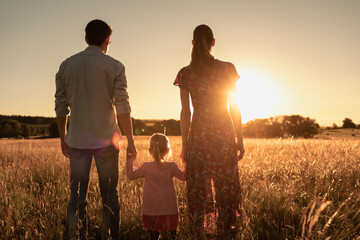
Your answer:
[55,19,137,239]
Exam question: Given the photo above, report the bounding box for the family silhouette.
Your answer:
[55,19,244,240]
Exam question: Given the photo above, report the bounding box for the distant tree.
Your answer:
[0,119,22,138]
[132,118,146,135]
[268,121,283,138]
[243,119,268,138]
[242,122,257,138]
[332,123,338,129]
[243,118,283,138]
[31,125,40,136]
[0,123,12,138]
[150,119,181,136]
[281,115,319,138]
[11,120,22,137]
[153,121,165,134]
[21,123,32,138]
[163,119,181,136]
[143,126,155,135]
[342,118,356,128]
[48,120,59,138]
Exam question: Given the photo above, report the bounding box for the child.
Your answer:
[126,133,186,240]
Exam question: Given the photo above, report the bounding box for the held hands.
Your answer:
[126,141,137,161]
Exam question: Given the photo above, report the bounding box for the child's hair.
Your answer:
[149,133,171,166]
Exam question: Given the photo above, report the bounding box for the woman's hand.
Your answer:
[236,141,245,161]
[180,147,186,162]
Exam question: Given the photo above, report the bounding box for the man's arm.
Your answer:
[57,116,69,157]
[55,66,70,158]
[113,62,136,157]
[117,113,136,157]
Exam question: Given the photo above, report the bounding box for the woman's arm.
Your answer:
[229,88,245,160]
[126,157,145,180]
[179,88,191,161]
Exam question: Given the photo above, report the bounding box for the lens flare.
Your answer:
[112,132,123,150]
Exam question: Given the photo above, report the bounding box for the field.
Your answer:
[316,128,360,139]
[1,136,360,239]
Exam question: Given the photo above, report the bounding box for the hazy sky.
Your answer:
[0,0,359,126]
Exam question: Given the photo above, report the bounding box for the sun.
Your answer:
[234,68,279,123]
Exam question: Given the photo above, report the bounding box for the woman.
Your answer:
[173,24,245,238]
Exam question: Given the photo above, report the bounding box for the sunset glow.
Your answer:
[235,68,279,123]
[0,1,359,126]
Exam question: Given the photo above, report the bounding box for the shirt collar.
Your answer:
[85,45,104,54]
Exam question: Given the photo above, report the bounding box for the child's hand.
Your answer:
[127,142,137,158]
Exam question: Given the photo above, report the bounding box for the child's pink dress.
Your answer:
[126,159,186,231]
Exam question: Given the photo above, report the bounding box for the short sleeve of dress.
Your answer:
[173,67,188,89]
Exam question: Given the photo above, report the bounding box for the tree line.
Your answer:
[0,119,42,138]
[133,115,359,138]
[242,115,319,138]
[0,114,358,139]
[0,115,55,125]
[243,116,360,138]
[0,115,55,138]
[47,118,181,138]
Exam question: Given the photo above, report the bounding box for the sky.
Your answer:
[0,0,359,126]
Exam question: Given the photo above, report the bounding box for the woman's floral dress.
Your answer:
[174,59,241,233]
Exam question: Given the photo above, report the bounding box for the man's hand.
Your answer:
[61,141,69,158]
[57,116,69,157]
[117,113,137,160]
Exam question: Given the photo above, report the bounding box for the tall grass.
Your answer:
[1,137,359,239]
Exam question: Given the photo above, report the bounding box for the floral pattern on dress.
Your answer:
[174,60,241,233]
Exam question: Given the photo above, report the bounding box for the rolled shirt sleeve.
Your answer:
[113,62,131,115]
[54,65,70,117]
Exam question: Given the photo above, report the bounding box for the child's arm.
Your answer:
[126,156,145,180]
[172,162,186,181]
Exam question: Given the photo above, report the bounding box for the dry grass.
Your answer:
[1,136,359,239]
[317,128,360,139]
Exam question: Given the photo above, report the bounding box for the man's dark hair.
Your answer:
[85,19,112,46]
